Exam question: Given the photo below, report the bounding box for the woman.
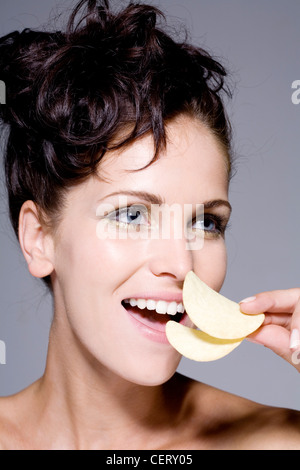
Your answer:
[0,0,299,449]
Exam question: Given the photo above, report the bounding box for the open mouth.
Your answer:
[121,298,185,332]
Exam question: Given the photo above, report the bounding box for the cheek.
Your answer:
[53,234,179,386]
[87,238,149,283]
[55,226,147,288]
[193,241,227,293]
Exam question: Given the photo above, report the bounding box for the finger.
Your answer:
[247,324,293,364]
[247,324,289,352]
[289,296,300,351]
[239,288,300,315]
[262,313,291,329]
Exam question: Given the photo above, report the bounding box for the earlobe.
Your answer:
[18,201,54,278]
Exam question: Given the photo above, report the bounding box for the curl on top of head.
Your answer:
[0,0,232,287]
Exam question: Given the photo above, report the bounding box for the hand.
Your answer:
[239,289,300,372]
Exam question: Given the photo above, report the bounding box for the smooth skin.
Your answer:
[0,115,299,450]
[240,290,300,371]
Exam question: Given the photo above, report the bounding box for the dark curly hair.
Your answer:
[0,0,232,287]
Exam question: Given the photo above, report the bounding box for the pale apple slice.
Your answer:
[166,321,243,361]
[183,271,265,340]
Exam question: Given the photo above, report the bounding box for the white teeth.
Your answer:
[124,298,185,316]
[177,303,185,314]
[146,299,156,310]
[156,300,168,314]
[137,299,147,309]
[167,301,178,315]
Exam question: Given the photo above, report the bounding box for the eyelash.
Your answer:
[106,205,149,230]
[190,213,229,239]
[102,204,230,238]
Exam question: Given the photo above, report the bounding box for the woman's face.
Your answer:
[50,115,231,385]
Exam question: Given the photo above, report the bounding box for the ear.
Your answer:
[18,201,54,278]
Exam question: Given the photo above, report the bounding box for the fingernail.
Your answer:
[239,296,256,304]
[290,329,300,350]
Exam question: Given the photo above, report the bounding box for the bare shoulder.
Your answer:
[174,373,300,450]
[0,382,40,450]
[0,395,21,450]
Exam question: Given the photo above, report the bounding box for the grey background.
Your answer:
[0,0,299,410]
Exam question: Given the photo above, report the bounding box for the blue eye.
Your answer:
[108,205,149,226]
[203,217,218,232]
[192,216,216,231]
[191,214,227,239]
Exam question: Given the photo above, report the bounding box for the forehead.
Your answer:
[96,116,229,203]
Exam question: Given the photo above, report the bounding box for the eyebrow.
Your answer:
[203,199,232,213]
[98,190,232,213]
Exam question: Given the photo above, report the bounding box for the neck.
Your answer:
[32,317,186,449]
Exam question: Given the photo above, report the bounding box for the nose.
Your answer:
[146,235,195,282]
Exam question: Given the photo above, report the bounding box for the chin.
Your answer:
[116,355,181,387]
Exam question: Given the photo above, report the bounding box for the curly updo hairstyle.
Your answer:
[0,0,232,288]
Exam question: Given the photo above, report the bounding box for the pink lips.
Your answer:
[127,305,171,331]
[121,299,187,344]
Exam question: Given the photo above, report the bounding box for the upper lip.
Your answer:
[122,293,183,303]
